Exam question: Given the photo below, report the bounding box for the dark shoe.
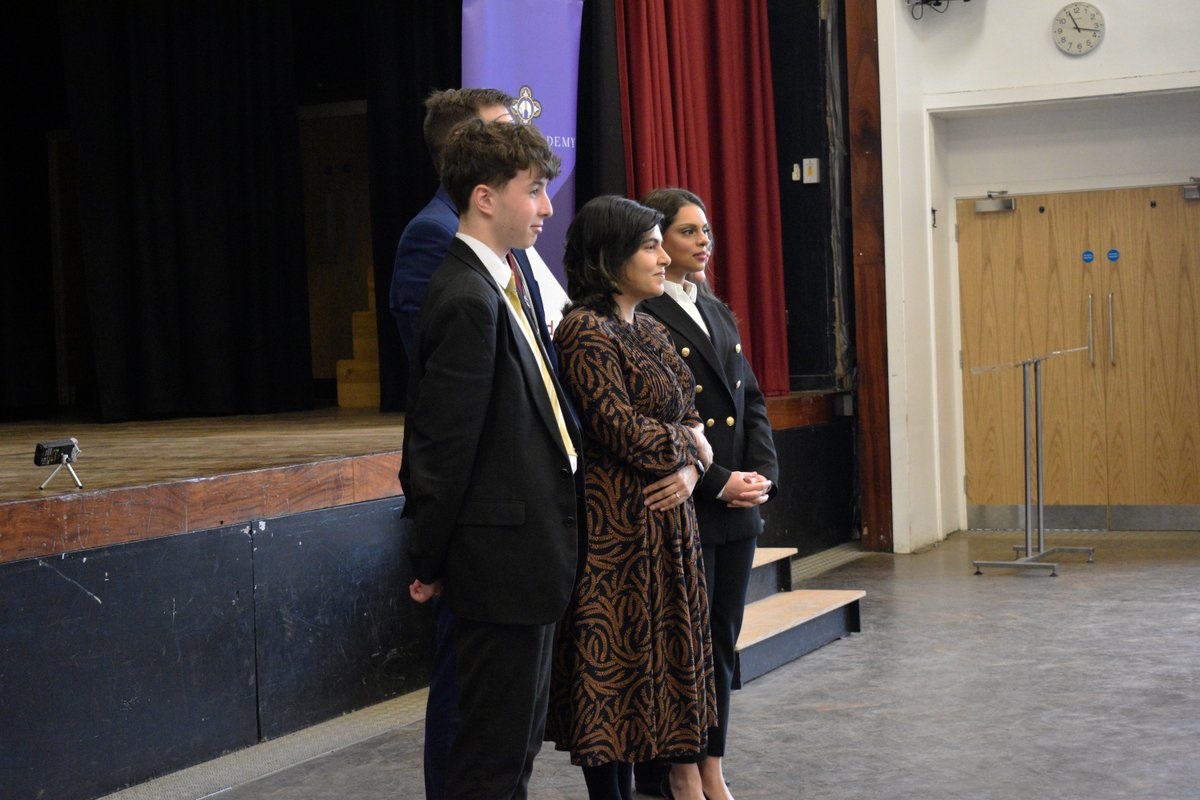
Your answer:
[635,779,665,797]
[634,760,668,796]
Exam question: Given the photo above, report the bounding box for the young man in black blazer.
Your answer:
[401,119,583,799]
[390,87,569,800]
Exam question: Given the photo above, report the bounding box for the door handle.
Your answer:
[1087,293,1095,366]
[1107,292,1116,366]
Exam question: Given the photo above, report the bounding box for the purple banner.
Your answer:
[463,0,583,282]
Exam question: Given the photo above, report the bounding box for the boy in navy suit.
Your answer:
[390,88,563,360]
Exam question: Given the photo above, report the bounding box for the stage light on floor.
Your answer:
[35,437,84,490]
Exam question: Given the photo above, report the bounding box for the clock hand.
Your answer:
[1067,11,1081,31]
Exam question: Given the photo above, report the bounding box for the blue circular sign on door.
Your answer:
[1082,250,1095,263]
[1108,249,1120,262]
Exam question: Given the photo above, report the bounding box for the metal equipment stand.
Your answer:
[40,453,84,490]
[971,346,1095,577]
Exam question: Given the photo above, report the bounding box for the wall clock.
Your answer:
[1053,3,1105,55]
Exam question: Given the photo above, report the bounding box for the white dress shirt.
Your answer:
[662,278,710,337]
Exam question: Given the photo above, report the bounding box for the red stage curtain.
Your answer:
[614,0,789,395]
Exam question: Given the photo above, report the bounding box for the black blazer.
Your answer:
[641,290,779,545]
[401,237,583,625]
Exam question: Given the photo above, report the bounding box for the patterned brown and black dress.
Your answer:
[546,305,716,767]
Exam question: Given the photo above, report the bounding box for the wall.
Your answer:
[874,0,1200,551]
[759,420,857,557]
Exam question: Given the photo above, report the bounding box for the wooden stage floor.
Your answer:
[0,393,836,566]
[0,409,406,565]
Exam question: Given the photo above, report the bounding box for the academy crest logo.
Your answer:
[510,86,543,125]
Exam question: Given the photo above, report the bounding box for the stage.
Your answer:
[0,399,855,800]
[0,393,844,566]
[0,408,405,565]
[1,408,421,800]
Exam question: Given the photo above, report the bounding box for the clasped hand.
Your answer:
[718,471,772,508]
[643,462,701,511]
[642,424,714,511]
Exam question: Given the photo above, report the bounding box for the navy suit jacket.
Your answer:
[400,237,582,625]
[641,291,779,545]
[390,185,554,363]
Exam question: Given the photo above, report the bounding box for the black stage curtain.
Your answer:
[365,1,462,412]
[57,1,312,421]
[1,6,63,420]
[577,0,627,204]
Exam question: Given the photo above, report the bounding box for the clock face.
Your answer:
[1053,3,1105,55]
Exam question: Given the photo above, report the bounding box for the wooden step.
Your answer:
[745,546,798,603]
[351,311,379,360]
[733,589,865,687]
[336,359,380,408]
[752,546,798,569]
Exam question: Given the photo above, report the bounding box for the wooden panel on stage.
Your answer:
[0,409,405,565]
[765,392,835,430]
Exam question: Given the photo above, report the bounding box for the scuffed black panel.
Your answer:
[0,526,257,800]
[253,497,432,739]
[760,420,855,556]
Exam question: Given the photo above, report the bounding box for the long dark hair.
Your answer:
[562,195,664,317]
[638,186,716,298]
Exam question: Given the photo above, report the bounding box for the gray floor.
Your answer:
[110,531,1200,800]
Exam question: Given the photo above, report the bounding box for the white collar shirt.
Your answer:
[662,278,710,337]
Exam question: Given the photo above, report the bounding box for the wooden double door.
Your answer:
[958,185,1200,529]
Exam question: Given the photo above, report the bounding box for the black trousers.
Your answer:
[702,536,757,756]
[443,616,555,800]
[422,596,460,800]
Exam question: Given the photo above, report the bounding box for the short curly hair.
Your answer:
[440,119,562,214]
[563,195,664,317]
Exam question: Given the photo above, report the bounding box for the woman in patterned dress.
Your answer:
[546,195,717,800]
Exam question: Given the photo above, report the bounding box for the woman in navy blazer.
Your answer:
[637,188,779,800]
